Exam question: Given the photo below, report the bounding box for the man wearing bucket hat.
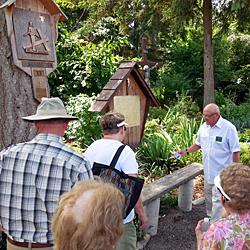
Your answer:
[0,97,93,250]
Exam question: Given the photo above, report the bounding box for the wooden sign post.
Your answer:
[0,0,66,102]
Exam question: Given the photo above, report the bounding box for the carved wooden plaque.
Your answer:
[12,7,55,63]
[32,68,50,102]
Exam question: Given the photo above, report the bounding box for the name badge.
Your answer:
[216,136,222,142]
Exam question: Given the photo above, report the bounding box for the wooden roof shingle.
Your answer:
[0,0,67,20]
[89,61,160,112]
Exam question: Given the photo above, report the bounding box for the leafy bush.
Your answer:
[65,94,101,149]
[239,129,250,142]
[137,129,176,179]
[219,96,250,129]
[239,129,250,165]
[240,143,250,165]
[137,96,202,179]
[49,17,130,100]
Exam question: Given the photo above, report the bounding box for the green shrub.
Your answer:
[49,17,130,100]
[137,129,176,178]
[219,97,250,129]
[240,143,250,165]
[65,94,101,149]
[160,191,178,214]
[239,129,250,165]
[137,96,202,179]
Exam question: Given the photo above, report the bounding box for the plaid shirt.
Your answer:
[0,133,93,244]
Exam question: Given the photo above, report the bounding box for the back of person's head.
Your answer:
[220,163,250,213]
[22,97,77,122]
[52,180,125,250]
[100,112,126,135]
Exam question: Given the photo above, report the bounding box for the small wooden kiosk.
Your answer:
[89,61,160,148]
[0,0,66,102]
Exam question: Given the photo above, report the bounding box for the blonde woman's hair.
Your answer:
[220,163,250,213]
[52,180,125,250]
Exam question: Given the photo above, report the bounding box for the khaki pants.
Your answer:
[204,180,222,222]
[204,180,213,217]
[114,221,137,250]
[7,241,53,250]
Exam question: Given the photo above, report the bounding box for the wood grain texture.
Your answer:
[0,2,38,150]
[142,163,204,205]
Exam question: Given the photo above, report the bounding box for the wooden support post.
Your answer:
[144,198,160,236]
[178,179,194,212]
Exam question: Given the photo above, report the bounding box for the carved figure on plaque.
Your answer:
[23,21,50,55]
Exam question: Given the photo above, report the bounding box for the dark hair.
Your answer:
[100,112,125,135]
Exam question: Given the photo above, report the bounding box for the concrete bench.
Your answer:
[141,162,203,236]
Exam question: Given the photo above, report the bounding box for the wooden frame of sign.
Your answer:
[32,68,50,102]
[0,0,66,101]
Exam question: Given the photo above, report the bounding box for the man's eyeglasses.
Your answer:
[203,113,216,119]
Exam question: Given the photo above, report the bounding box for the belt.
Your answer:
[8,238,53,248]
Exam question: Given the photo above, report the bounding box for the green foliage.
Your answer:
[137,129,175,178]
[49,17,130,99]
[219,33,250,103]
[238,129,250,143]
[160,191,178,214]
[65,94,102,148]
[239,130,250,164]
[137,96,202,179]
[240,143,250,165]
[219,96,250,130]
[151,27,204,105]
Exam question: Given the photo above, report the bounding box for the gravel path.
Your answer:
[144,203,206,250]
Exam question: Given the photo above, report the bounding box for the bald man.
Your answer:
[178,103,240,222]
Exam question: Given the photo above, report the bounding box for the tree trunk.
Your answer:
[203,0,215,107]
[0,6,37,150]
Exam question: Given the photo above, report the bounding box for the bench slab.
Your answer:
[142,163,203,205]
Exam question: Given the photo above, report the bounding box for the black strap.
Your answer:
[110,145,126,169]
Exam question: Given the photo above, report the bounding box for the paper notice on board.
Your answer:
[114,96,140,127]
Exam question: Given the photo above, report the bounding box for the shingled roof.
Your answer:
[0,0,67,20]
[89,61,160,112]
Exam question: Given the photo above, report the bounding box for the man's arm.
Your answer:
[134,197,148,230]
[129,173,148,230]
[178,144,201,156]
[232,151,240,162]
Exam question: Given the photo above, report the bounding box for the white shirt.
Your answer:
[195,116,240,184]
[84,139,139,224]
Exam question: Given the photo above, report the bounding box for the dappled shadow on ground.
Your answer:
[144,203,206,250]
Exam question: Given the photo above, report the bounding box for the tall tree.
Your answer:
[56,0,249,107]
[203,0,214,106]
[0,4,37,150]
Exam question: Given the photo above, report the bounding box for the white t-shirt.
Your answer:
[84,138,139,224]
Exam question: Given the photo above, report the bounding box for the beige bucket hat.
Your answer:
[22,97,78,121]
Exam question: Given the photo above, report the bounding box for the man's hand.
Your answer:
[138,213,149,230]
[135,197,149,230]
[177,149,188,157]
[177,144,201,157]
